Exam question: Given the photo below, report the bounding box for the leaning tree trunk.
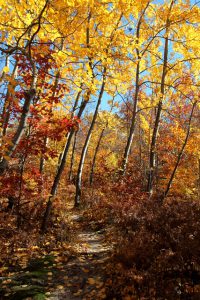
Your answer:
[39,136,49,174]
[163,101,197,200]
[89,127,105,186]
[41,89,89,232]
[41,7,94,230]
[67,90,81,181]
[0,88,36,174]
[16,128,30,229]
[69,131,77,181]
[120,61,140,175]
[75,70,106,207]
[0,54,37,175]
[56,85,82,171]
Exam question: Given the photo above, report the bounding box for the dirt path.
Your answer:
[48,212,112,300]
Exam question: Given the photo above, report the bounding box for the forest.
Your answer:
[0,0,200,299]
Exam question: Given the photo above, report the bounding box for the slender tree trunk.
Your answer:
[0,88,36,174]
[155,153,159,192]
[56,86,81,170]
[138,120,142,169]
[120,62,140,175]
[75,71,106,207]
[69,132,77,181]
[120,2,150,175]
[67,88,81,179]
[138,119,146,188]
[39,136,48,196]
[147,37,168,194]
[41,90,88,232]
[147,101,163,194]
[39,136,49,174]
[17,126,31,228]
[17,153,27,228]
[163,101,197,199]
[147,0,174,195]
[89,127,105,186]
[0,56,37,175]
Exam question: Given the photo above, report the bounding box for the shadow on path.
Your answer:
[49,212,112,300]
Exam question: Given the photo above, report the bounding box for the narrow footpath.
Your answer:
[48,212,113,300]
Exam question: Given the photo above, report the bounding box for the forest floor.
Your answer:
[0,208,114,300]
[1,200,200,299]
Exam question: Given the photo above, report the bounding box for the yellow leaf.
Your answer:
[2,66,9,73]
[73,290,82,296]
[56,285,64,290]
[82,268,89,273]
[88,278,96,285]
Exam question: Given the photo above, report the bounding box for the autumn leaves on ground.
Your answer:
[0,0,200,299]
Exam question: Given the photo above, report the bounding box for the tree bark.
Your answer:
[41,90,88,232]
[120,3,149,175]
[39,136,49,174]
[120,62,140,175]
[56,85,82,170]
[69,131,77,181]
[75,70,106,207]
[0,88,36,174]
[89,127,105,186]
[146,1,175,194]
[0,51,37,175]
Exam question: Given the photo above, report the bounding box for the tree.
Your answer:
[164,100,198,199]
